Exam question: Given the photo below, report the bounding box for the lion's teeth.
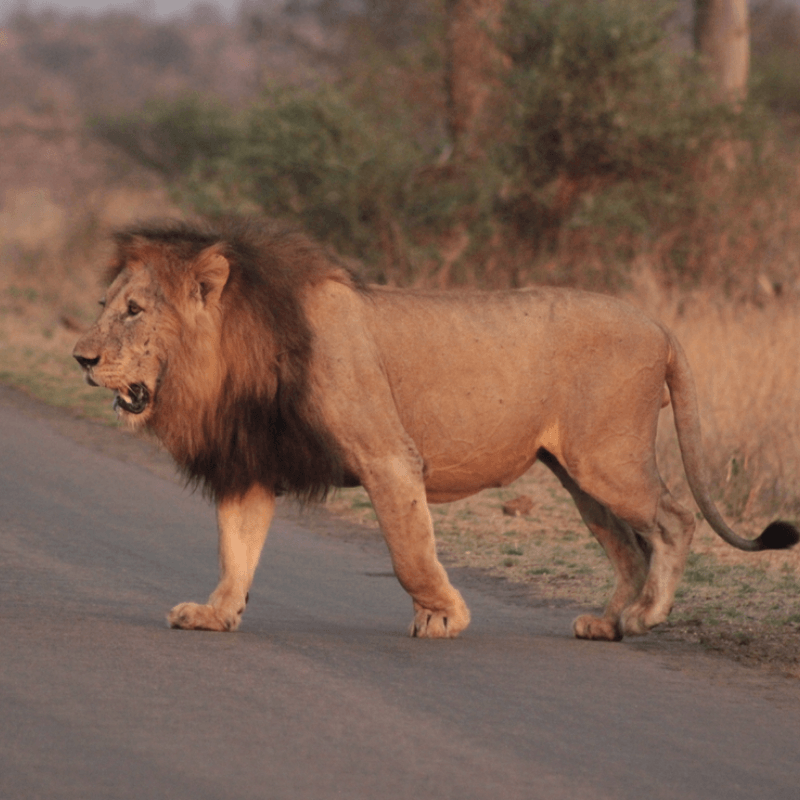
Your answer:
[112,390,129,412]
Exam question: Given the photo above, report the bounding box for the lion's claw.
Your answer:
[409,597,470,638]
[410,611,450,638]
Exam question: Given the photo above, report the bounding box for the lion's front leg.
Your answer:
[362,460,470,639]
[168,484,275,632]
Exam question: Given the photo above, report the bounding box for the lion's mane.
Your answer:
[107,217,365,502]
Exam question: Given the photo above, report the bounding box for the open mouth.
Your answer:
[113,383,150,415]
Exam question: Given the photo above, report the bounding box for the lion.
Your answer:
[73,217,798,641]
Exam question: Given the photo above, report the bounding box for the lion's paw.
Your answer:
[167,602,241,632]
[409,597,471,639]
[572,614,622,642]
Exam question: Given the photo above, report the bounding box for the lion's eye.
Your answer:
[127,300,143,317]
[98,299,106,308]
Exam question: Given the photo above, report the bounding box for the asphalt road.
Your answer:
[2,389,800,800]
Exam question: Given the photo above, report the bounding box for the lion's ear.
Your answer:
[191,246,230,308]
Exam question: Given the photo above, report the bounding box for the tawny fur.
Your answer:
[74,217,798,640]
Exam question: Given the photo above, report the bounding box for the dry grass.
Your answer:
[632,271,800,522]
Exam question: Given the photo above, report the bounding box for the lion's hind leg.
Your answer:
[617,488,695,636]
[571,512,650,642]
[552,449,695,638]
[540,452,649,641]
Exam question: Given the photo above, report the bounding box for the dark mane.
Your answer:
[110,216,366,502]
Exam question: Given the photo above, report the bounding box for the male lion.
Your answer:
[73,217,798,640]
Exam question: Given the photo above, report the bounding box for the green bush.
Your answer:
[183,87,405,260]
[493,0,737,241]
[94,94,237,177]
[97,85,485,277]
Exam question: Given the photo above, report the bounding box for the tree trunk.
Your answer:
[444,0,506,159]
[695,0,749,103]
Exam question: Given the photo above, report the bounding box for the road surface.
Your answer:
[1,388,799,799]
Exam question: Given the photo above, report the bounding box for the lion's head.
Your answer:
[74,217,359,501]
[74,236,228,424]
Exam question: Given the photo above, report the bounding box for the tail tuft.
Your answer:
[756,521,800,551]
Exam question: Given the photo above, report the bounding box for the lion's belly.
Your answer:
[423,450,539,504]
[399,392,547,503]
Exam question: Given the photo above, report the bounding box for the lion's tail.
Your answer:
[664,328,799,552]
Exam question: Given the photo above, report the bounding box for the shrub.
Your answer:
[93,94,237,177]
[493,0,738,252]
[179,87,404,261]
[96,84,486,279]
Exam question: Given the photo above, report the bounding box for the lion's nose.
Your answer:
[74,354,100,370]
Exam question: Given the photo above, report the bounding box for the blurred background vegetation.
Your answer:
[0,0,799,521]
[75,0,800,292]
[3,0,800,292]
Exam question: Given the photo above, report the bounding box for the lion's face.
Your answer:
[74,244,231,427]
[73,265,178,425]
